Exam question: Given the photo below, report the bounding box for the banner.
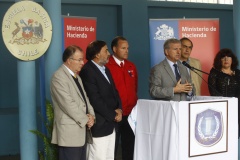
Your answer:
[149,19,219,95]
[62,16,97,63]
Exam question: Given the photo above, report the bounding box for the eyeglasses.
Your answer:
[221,56,232,61]
[70,58,83,63]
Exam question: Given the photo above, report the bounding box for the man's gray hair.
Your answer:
[163,38,181,50]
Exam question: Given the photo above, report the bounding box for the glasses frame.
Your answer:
[70,58,83,63]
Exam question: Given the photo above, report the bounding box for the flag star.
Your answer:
[25,29,30,34]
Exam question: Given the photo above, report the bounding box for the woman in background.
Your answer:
[208,48,240,136]
[208,48,240,97]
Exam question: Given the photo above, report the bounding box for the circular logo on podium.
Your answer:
[2,1,52,61]
[195,109,223,146]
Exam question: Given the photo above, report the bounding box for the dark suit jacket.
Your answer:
[80,60,122,137]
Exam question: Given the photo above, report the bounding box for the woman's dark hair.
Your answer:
[86,40,107,60]
[213,48,238,70]
[62,45,83,62]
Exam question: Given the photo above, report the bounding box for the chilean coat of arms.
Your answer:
[2,1,52,61]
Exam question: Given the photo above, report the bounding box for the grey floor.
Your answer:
[0,155,20,160]
[0,145,122,160]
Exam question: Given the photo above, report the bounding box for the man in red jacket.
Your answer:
[106,36,138,160]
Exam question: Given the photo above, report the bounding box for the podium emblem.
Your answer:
[195,109,223,146]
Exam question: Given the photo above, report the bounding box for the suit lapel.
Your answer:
[105,68,115,84]
[89,61,112,85]
[61,65,85,102]
[105,67,120,102]
[189,58,194,77]
[189,58,193,67]
[88,61,118,99]
[163,59,176,83]
[178,61,191,83]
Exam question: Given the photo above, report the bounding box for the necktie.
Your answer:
[72,76,88,113]
[120,62,124,68]
[72,75,91,142]
[173,64,181,82]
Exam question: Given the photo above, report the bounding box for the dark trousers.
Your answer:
[58,144,86,160]
[115,116,135,160]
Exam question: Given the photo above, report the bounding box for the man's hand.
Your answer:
[174,79,193,93]
[115,109,122,122]
[87,114,95,129]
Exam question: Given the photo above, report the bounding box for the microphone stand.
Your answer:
[190,67,209,75]
[181,61,222,96]
[182,61,209,75]
[189,67,223,97]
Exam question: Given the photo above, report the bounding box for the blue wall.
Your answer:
[0,2,19,155]
[0,0,233,156]
[0,2,19,108]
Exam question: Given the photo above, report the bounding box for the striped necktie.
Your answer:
[173,64,181,81]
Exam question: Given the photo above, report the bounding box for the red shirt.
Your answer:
[106,56,138,116]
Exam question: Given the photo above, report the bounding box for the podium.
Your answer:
[128,96,238,160]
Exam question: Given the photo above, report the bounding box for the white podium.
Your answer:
[128,96,238,160]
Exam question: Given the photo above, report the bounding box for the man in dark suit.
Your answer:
[50,45,95,160]
[80,40,122,160]
[149,38,193,101]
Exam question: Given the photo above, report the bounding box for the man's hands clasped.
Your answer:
[115,109,122,122]
[87,114,95,129]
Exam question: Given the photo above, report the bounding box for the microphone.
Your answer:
[182,61,193,70]
[182,61,209,75]
[181,61,223,97]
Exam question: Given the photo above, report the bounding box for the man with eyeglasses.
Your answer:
[50,45,95,160]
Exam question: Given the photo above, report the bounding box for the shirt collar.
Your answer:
[91,60,106,71]
[166,58,176,66]
[113,55,124,66]
[63,64,75,77]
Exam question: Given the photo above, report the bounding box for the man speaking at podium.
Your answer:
[149,38,194,101]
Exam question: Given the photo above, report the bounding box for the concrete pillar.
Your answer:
[43,0,62,100]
